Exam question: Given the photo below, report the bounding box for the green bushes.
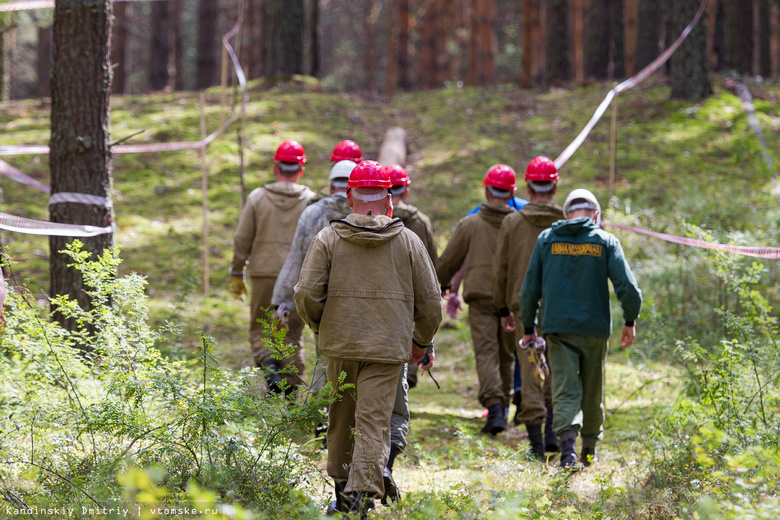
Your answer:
[0,243,339,518]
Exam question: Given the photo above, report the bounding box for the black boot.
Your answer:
[559,430,578,470]
[483,404,506,435]
[326,480,347,515]
[345,491,375,519]
[526,423,546,460]
[382,444,401,505]
[580,440,600,467]
[512,391,523,426]
[544,407,559,452]
[264,360,283,395]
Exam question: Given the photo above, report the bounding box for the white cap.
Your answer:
[563,188,601,216]
[329,160,357,182]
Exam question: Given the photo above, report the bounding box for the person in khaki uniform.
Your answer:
[437,165,517,435]
[229,140,314,394]
[492,156,563,460]
[294,161,441,518]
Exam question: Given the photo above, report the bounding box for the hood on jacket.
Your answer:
[392,200,418,220]
[477,202,515,228]
[520,200,564,228]
[319,193,351,221]
[331,213,404,248]
[550,216,598,236]
[263,181,313,210]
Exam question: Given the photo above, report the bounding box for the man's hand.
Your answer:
[419,351,435,371]
[620,324,636,349]
[445,293,462,319]
[273,303,290,327]
[521,332,538,349]
[501,312,515,332]
[410,342,427,364]
[229,276,248,301]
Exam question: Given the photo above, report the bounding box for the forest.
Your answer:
[0,0,779,519]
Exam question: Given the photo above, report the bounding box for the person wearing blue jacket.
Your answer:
[519,188,642,469]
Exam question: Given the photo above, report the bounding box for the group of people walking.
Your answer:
[228,139,642,518]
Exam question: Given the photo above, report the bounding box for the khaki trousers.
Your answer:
[468,300,515,409]
[249,276,305,387]
[513,328,553,425]
[546,333,607,441]
[326,358,402,495]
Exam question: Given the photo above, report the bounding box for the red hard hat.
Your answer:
[484,164,517,191]
[347,160,392,189]
[525,156,558,182]
[386,164,411,187]
[274,140,307,165]
[331,140,363,162]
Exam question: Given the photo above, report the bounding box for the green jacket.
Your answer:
[519,217,642,338]
[394,200,438,267]
[294,213,441,364]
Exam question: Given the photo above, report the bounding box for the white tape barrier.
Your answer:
[554,0,708,169]
[0,212,113,237]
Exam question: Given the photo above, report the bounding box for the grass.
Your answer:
[1,73,779,518]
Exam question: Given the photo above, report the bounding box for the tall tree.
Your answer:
[364,0,379,92]
[172,0,184,89]
[635,0,661,70]
[758,0,771,77]
[306,0,319,77]
[262,0,304,78]
[397,0,411,90]
[584,0,610,79]
[669,0,711,99]
[49,0,113,334]
[0,14,11,101]
[723,0,753,74]
[196,0,219,89]
[37,22,52,98]
[545,0,572,85]
[419,0,446,89]
[469,0,497,85]
[611,0,625,77]
[149,0,171,90]
[110,3,129,94]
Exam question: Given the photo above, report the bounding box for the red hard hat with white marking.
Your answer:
[274,140,306,165]
[484,164,517,191]
[331,140,363,162]
[524,156,558,182]
[347,160,392,189]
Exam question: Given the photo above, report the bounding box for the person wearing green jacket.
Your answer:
[519,188,642,469]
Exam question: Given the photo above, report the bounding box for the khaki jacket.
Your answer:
[492,200,564,315]
[394,200,438,266]
[231,181,315,277]
[294,213,442,364]
[437,202,514,304]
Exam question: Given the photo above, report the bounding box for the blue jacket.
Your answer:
[519,217,642,338]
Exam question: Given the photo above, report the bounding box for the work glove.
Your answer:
[445,293,462,319]
[229,276,248,301]
[519,337,550,381]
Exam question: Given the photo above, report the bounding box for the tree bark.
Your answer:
[397,0,411,90]
[196,0,219,89]
[49,0,113,335]
[419,0,446,89]
[724,0,753,74]
[611,0,625,78]
[172,0,184,90]
[307,0,319,77]
[0,14,9,101]
[670,0,711,100]
[149,0,171,91]
[584,0,610,79]
[758,0,771,77]
[470,0,497,85]
[262,0,304,78]
[110,3,129,94]
[37,23,52,98]
[545,0,571,86]
[635,0,661,71]
[364,0,378,92]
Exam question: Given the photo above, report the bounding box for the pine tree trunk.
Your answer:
[262,0,304,78]
[49,0,113,335]
[758,0,771,77]
[545,0,571,85]
[712,0,724,70]
[0,14,8,101]
[521,0,537,87]
[149,1,171,90]
[611,0,625,78]
[670,0,711,100]
[196,0,219,89]
[364,0,377,92]
[37,24,52,98]
[724,0,753,73]
[635,0,660,70]
[397,0,411,90]
[172,0,184,89]
[111,3,129,94]
[418,0,441,89]
[307,0,319,77]
[470,0,497,85]
[584,0,610,79]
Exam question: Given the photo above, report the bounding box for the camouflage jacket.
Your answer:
[271,193,351,309]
